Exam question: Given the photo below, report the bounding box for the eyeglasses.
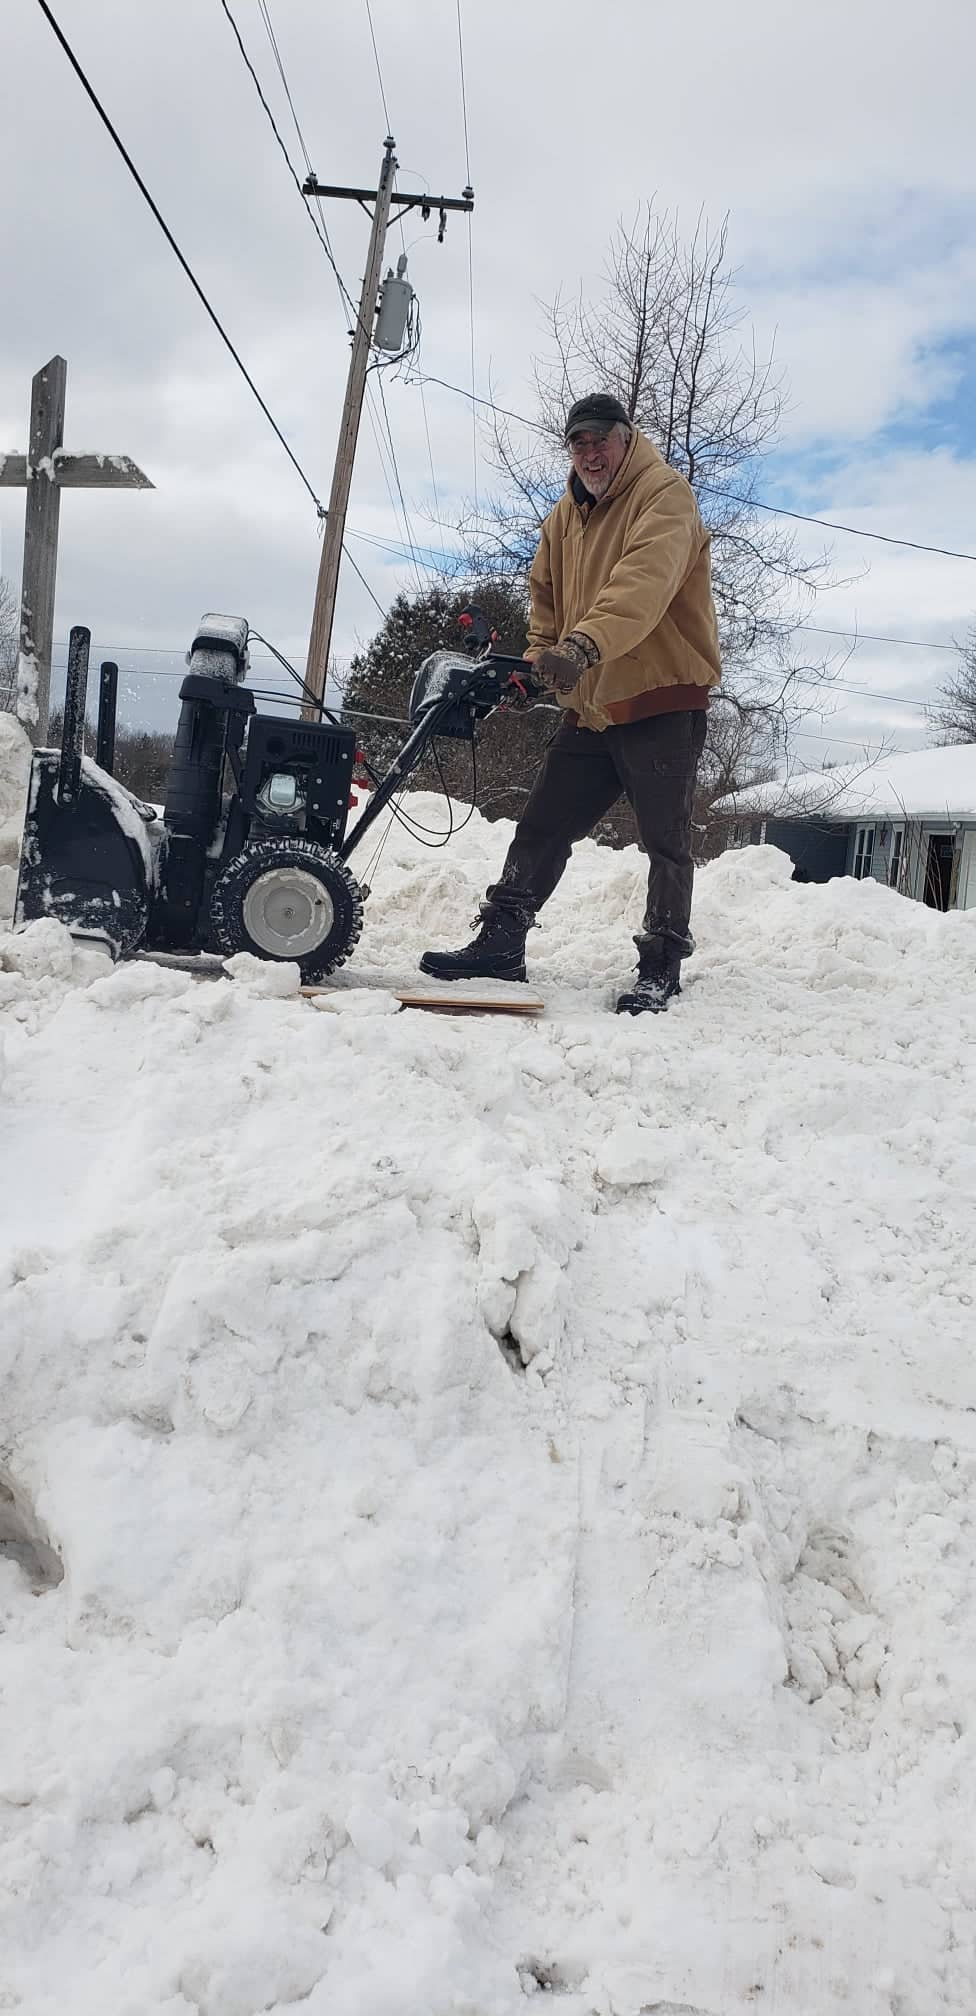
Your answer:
[566,431,611,455]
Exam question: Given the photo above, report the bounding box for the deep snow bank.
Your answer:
[0,712,31,928]
[1,776,976,2016]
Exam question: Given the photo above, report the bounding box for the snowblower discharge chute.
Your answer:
[14,610,539,984]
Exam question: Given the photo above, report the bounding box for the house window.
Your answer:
[853,825,875,880]
[888,827,904,890]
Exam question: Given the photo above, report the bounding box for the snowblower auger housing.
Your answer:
[14,608,540,984]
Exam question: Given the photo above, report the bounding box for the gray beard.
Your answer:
[580,468,611,499]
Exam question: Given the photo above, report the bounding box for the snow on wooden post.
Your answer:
[0,356,153,744]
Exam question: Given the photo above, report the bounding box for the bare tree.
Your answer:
[929,623,976,745]
[448,207,840,841]
[0,577,18,713]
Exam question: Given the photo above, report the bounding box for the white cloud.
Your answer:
[1,0,974,754]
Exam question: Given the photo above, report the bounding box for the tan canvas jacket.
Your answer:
[526,428,721,730]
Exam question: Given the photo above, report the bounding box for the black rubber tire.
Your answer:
[208,838,364,982]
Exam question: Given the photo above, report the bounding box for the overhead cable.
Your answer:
[412,373,976,565]
[33,0,386,619]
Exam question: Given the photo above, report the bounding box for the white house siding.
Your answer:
[845,821,908,893]
[842,820,976,909]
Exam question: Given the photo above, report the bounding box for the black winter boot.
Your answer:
[615,944,683,1016]
[420,905,529,983]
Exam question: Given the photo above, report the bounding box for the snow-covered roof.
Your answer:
[715,740,976,824]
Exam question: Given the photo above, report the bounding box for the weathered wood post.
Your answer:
[0,356,153,743]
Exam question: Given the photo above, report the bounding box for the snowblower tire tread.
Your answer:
[209,838,364,983]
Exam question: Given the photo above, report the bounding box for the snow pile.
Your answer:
[1,783,976,2016]
[0,711,31,926]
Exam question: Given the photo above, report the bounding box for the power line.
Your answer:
[415,372,531,428]
[798,623,957,652]
[362,0,393,131]
[33,0,326,514]
[44,625,940,716]
[790,729,906,753]
[215,0,348,292]
[254,0,357,311]
[455,0,472,184]
[42,647,935,717]
[329,545,384,613]
[363,389,422,592]
[358,6,409,259]
[214,0,386,589]
[256,0,290,101]
[466,237,478,512]
[374,375,425,592]
[49,642,322,661]
[418,377,442,522]
[412,372,976,565]
[255,0,314,178]
[722,495,976,564]
[351,0,425,572]
[793,679,928,710]
[454,0,478,511]
[251,0,360,321]
[33,0,387,623]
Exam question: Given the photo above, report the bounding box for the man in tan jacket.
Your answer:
[421,393,722,1013]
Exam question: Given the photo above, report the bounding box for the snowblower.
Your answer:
[13,609,541,984]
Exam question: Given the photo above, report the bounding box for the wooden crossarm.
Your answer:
[0,451,152,489]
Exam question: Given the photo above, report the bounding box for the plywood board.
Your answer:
[396,990,544,1017]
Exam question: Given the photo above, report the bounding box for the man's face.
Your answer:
[568,423,630,500]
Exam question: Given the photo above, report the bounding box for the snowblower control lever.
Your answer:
[335,613,541,864]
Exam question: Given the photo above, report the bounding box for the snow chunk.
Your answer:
[0,712,31,847]
[0,712,32,923]
[223,951,301,996]
[307,985,401,1015]
[14,648,38,728]
[701,839,795,900]
[86,959,192,1006]
[0,915,74,982]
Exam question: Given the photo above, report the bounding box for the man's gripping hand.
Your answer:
[534,633,599,695]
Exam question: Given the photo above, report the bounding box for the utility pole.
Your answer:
[302,140,474,717]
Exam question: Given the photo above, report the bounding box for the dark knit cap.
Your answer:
[564,393,632,443]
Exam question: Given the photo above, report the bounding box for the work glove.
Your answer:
[534,634,598,695]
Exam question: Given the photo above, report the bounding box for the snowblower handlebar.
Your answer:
[337,642,543,866]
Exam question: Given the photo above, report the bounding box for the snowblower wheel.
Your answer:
[209,838,364,983]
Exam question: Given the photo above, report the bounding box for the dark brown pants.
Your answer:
[486,710,707,956]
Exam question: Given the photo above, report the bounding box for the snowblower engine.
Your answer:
[14,608,540,985]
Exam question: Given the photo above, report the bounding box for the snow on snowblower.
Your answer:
[13,608,540,984]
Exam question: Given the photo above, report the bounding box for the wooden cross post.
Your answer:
[0,356,153,743]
